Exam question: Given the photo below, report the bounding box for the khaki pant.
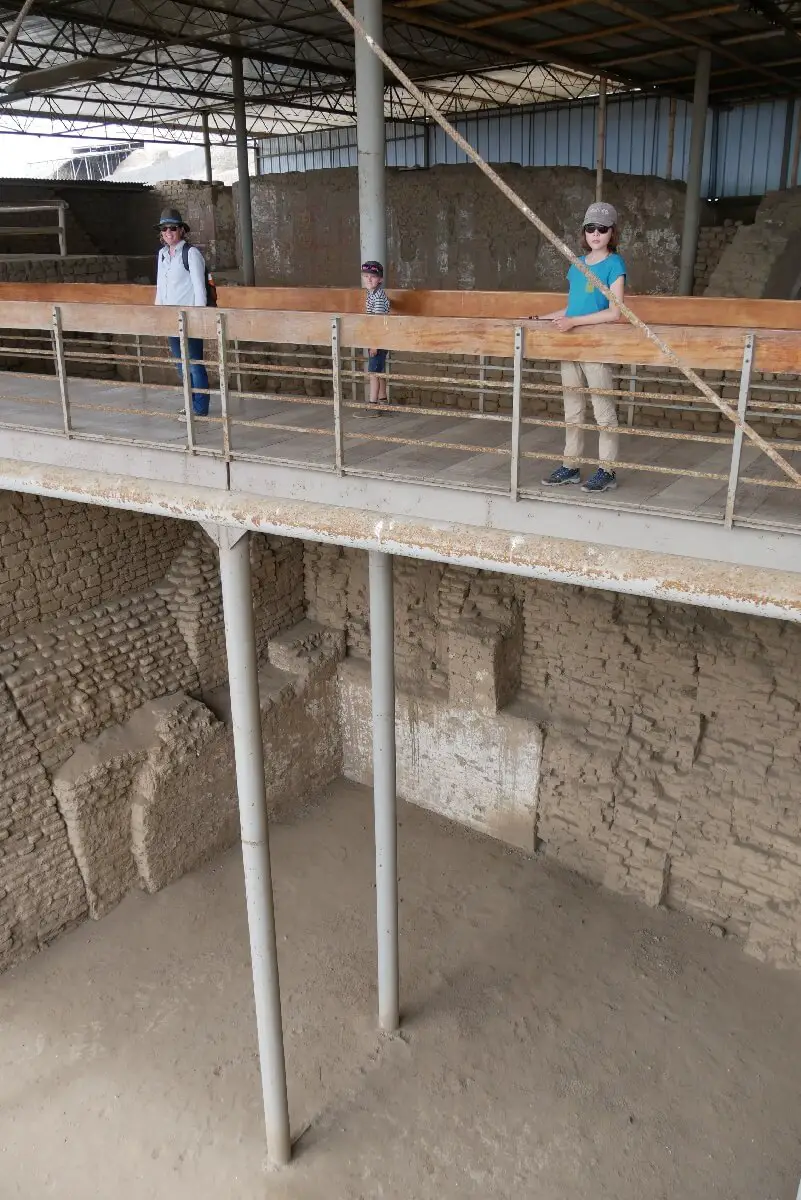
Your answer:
[560,360,619,470]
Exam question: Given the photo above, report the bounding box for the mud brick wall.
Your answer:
[707,187,801,299]
[0,493,188,639]
[0,678,87,969]
[693,222,741,295]
[0,496,306,973]
[0,592,200,772]
[163,528,305,695]
[305,548,801,971]
[247,164,685,294]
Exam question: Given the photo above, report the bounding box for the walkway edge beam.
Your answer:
[1,459,798,623]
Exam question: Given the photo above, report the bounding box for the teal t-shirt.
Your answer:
[565,252,626,318]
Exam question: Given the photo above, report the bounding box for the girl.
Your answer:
[535,201,625,493]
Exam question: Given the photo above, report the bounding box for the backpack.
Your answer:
[181,241,218,308]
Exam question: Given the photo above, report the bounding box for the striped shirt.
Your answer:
[365,285,390,315]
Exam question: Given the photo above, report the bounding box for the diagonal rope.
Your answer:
[0,0,35,64]
[328,0,801,488]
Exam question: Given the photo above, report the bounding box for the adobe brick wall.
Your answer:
[3,498,801,976]
[0,499,309,972]
[305,545,801,970]
[244,164,685,294]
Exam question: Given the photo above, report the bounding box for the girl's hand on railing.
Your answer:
[553,315,576,332]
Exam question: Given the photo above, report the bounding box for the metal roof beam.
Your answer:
[461,0,585,31]
[742,0,801,43]
[0,0,356,77]
[592,0,793,88]
[382,3,631,83]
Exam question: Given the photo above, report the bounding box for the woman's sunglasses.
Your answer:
[161,224,181,232]
[583,223,611,234]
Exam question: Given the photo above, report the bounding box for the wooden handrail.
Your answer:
[0,283,800,331]
[2,299,800,371]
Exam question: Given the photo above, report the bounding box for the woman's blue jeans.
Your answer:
[168,336,210,416]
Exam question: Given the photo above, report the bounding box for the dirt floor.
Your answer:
[1,780,800,1200]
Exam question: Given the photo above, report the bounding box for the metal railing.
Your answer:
[0,304,799,534]
[0,203,68,257]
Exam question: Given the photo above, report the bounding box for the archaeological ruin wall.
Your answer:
[2,494,801,977]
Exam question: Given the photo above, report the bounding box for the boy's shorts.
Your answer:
[368,349,388,373]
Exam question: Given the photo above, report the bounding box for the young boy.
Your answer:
[361,259,390,410]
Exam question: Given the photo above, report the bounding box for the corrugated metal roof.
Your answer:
[0,0,798,144]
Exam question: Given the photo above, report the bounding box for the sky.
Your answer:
[0,130,76,177]
[0,128,245,183]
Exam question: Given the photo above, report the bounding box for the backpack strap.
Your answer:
[182,242,190,271]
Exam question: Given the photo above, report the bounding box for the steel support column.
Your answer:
[595,76,607,203]
[202,112,213,184]
[678,49,711,296]
[368,549,399,1032]
[207,524,291,1165]
[231,54,256,288]
[355,0,387,266]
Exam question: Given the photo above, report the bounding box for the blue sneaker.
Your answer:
[541,466,581,486]
[581,468,617,493]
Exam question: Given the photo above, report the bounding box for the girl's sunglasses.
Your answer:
[161,224,181,232]
[583,223,611,234]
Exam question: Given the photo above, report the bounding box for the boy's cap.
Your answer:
[583,201,618,226]
[361,260,384,277]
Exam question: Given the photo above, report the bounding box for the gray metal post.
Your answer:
[665,96,677,180]
[780,96,795,190]
[202,112,213,184]
[332,317,344,473]
[178,310,197,452]
[369,549,399,1033]
[52,304,72,436]
[678,49,711,296]
[216,311,232,461]
[231,53,256,288]
[57,202,67,257]
[790,101,801,191]
[212,524,292,1166]
[595,76,607,203]
[724,333,755,529]
[510,326,524,499]
[355,0,387,265]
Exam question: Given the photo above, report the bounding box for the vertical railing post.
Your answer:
[350,346,358,406]
[478,352,486,414]
[178,309,197,452]
[510,326,524,499]
[234,337,243,395]
[724,332,756,529]
[216,310,232,461]
[52,305,72,437]
[57,202,67,257]
[332,317,345,474]
[627,362,637,427]
[135,333,144,385]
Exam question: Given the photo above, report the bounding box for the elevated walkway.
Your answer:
[0,284,799,619]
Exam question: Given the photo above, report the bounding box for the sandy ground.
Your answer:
[2,780,800,1200]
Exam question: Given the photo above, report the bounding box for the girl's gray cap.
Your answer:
[583,201,618,225]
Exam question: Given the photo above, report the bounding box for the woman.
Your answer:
[154,207,211,418]
[535,201,625,494]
